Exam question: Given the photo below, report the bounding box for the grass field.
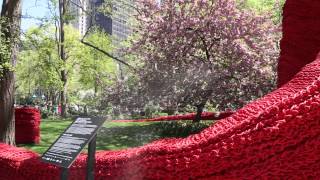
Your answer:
[19,117,213,154]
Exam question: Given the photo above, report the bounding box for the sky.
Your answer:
[1,0,49,31]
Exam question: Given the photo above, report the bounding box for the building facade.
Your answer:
[111,0,134,47]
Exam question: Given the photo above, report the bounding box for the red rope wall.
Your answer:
[277,0,320,87]
[1,0,320,179]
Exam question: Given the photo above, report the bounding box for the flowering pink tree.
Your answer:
[105,0,280,121]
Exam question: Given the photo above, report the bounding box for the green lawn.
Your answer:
[19,117,213,154]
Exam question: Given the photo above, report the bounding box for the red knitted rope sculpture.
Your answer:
[15,108,41,144]
[1,56,320,179]
[1,0,320,179]
[112,111,234,122]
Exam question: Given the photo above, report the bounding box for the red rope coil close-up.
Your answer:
[15,107,41,144]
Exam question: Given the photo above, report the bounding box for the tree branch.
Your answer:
[80,25,136,70]
[80,39,135,70]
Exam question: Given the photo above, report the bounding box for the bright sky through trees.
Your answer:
[0,0,47,30]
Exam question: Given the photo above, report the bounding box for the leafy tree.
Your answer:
[76,28,117,113]
[78,28,116,93]
[0,0,22,145]
[17,26,62,107]
[17,25,116,115]
[105,0,280,121]
[58,0,68,117]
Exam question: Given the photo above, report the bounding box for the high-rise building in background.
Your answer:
[91,0,113,35]
[69,0,92,36]
[71,0,134,46]
[111,0,134,47]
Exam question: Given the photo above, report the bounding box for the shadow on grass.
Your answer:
[96,123,161,151]
[96,121,213,151]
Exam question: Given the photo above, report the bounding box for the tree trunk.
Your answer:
[0,69,16,145]
[0,0,22,145]
[193,104,204,123]
[50,90,55,113]
[60,72,67,117]
[59,0,67,117]
[193,88,213,123]
[93,53,98,97]
[94,81,98,96]
[84,105,88,116]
